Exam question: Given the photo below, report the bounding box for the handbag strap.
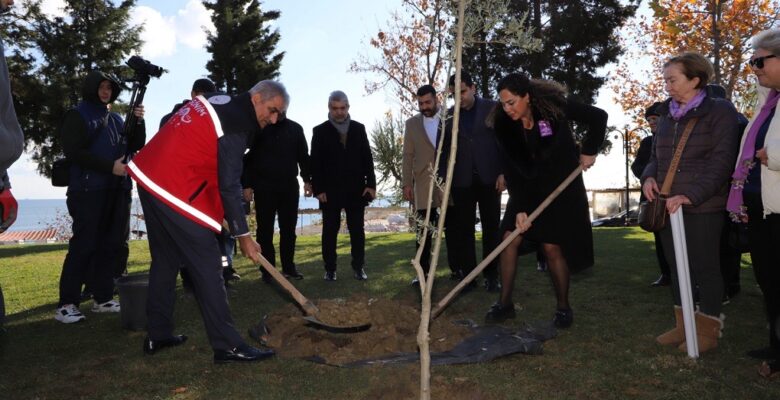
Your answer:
[659,118,698,195]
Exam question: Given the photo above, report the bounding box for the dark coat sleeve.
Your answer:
[61,110,113,174]
[218,133,250,236]
[310,127,325,195]
[296,123,311,183]
[565,99,607,156]
[681,102,739,206]
[631,136,653,179]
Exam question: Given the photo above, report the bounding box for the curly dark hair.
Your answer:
[496,73,567,122]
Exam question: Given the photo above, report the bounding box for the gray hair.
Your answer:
[249,80,290,106]
[752,29,780,55]
[328,90,349,106]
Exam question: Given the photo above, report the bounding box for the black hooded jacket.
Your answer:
[60,70,146,186]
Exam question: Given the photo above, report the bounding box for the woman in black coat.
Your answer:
[485,72,606,328]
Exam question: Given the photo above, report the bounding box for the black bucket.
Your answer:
[116,274,149,331]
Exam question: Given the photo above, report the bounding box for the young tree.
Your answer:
[611,0,780,148]
[203,0,284,93]
[0,0,143,176]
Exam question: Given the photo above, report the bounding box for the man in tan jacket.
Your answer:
[402,85,444,286]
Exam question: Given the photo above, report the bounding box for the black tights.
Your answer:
[498,231,570,309]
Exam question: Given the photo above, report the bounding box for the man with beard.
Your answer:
[402,85,445,286]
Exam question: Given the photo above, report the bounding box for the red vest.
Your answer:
[128,96,225,232]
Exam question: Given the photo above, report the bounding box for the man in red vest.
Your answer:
[128,80,287,363]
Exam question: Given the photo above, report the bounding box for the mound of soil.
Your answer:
[259,296,473,365]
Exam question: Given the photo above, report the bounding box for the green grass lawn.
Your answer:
[0,228,777,399]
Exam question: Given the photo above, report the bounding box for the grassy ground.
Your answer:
[0,228,777,399]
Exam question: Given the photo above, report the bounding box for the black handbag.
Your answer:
[51,158,71,187]
[638,118,698,232]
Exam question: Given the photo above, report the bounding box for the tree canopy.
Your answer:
[204,0,284,93]
[1,0,142,176]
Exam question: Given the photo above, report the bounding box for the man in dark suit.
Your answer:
[310,90,376,281]
[243,113,311,281]
[632,102,671,287]
[440,72,505,292]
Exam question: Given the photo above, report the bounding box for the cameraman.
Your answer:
[54,70,146,324]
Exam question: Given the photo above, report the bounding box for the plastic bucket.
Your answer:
[116,274,149,331]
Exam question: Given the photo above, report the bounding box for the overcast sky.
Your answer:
[6,0,633,199]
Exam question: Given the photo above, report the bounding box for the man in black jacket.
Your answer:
[243,113,311,281]
[439,72,505,292]
[632,102,671,287]
[310,91,376,281]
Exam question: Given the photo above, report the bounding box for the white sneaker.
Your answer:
[55,304,86,324]
[91,299,120,313]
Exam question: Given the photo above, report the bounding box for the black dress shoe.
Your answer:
[485,302,516,324]
[214,344,275,364]
[283,269,304,280]
[449,270,464,281]
[650,274,670,287]
[411,277,420,287]
[484,277,501,293]
[143,334,188,355]
[353,268,368,281]
[553,308,574,329]
[324,271,337,281]
[747,346,779,360]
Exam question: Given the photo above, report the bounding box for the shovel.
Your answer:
[256,254,371,333]
[432,166,583,319]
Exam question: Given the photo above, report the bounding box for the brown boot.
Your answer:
[678,312,723,353]
[657,306,685,346]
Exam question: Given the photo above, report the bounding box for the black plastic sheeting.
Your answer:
[289,320,557,368]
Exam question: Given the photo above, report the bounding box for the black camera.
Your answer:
[126,55,164,79]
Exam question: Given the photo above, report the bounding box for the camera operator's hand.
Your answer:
[112,157,128,176]
[133,105,145,121]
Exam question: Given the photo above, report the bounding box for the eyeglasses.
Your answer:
[749,54,777,69]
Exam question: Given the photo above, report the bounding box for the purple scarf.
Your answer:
[726,90,780,220]
[668,89,706,120]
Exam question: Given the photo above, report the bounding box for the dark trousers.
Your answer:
[745,192,780,352]
[659,211,724,316]
[446,180,501,278]
[321,205,365,271]
[652,231,671,277]
[139,188,243,351]
[414,208,438,275]
[59,189,129,306]
[255,189,299,272]
[719,213,743,294]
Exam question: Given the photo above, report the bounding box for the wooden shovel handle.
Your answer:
[256,254,320,316]
[432,166,583,319]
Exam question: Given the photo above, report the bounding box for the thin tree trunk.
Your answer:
[418,1,466,398]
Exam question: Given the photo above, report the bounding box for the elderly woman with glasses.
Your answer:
[640,52,739,353]
[728,29,780,378]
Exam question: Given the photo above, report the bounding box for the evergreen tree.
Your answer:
[463,0,638,104]
[0,0,142,176]
[203,0,284,93]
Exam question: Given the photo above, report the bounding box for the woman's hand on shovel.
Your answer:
[238,235,262,264]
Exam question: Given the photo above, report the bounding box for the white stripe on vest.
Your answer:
[127,161,222,232]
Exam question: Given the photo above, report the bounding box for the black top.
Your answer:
[242,117,311,192]
[496,98,607,272]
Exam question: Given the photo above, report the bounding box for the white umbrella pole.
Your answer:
[670,209,699,358]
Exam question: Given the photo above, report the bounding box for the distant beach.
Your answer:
[10,197,398,234]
